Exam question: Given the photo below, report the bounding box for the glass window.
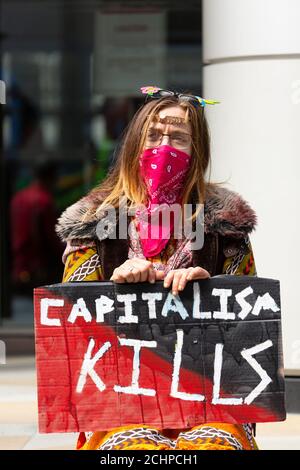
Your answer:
[0,0,203,331]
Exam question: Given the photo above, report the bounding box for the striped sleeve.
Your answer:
[222,235,257,276]
[62,246,104,282]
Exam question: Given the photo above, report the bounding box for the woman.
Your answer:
[55,86,258,450]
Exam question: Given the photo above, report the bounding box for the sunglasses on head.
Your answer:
[140,86,220,108]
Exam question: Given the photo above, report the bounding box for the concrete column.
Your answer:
[202,0,300,373]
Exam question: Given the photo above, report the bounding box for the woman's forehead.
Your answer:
[146,103,191,132]
[149,103,189,122]
[151,114,187,125]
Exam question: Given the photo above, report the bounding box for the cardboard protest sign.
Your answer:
[33,275,286,433]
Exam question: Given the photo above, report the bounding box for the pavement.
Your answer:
[0,355,299,450]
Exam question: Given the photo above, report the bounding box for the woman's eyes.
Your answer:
[147,132,160,139]
[145,131,191,146]
[147,132,185,139]
[172,133,186,141]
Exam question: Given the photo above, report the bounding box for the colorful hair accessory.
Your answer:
[140,86,163,95]
[140,85,220,107]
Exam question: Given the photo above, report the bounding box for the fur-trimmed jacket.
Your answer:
[55,184,258,280]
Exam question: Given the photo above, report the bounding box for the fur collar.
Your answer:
[55,185,257,243]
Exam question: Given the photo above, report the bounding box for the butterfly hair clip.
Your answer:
[140,86,220,107]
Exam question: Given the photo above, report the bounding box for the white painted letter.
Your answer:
[212,343,243,405]
[117,294,138,323]
[114,338,157,396]
[241,340,273,405]
[141,292,162,319]
[236,286,254,320]
[252,293,280,317]
[161,293,189,320]
[170,329,205,402]
[95,295,114,322]
[76,338,111,393]
[212,289,235,320]
[192,282,211,319]
[68,297,92,323]
[41,298,63,326]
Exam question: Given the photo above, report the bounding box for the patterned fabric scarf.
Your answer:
[128,216,193,274]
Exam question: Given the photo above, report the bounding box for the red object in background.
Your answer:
[10,181,63,289]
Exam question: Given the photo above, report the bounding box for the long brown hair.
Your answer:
[83,96,225,223]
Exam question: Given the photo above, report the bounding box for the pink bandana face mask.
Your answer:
[135,144,192,257]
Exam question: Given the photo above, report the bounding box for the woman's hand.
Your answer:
[163,267,210,296]
[110,258,165,284]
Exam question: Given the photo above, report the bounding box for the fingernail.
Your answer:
[150,278,155,283]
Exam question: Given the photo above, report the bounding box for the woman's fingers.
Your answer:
[125,264,141,283]
[147,266,157,284]
[139,261,153,283]
[110,265,132,283]
[186,266,211,280]
[155,270,165,281]
[110,259,154,283]
[163,269,187,295]
[163,267,211,295]
[110,264,137,283]
[163,270,175,289]
[163,269,189,293]
[110,267,126,283]
[170,270,183,296]
[131,259,153,283]
[110,261,211,286]
[177,267,194,292]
